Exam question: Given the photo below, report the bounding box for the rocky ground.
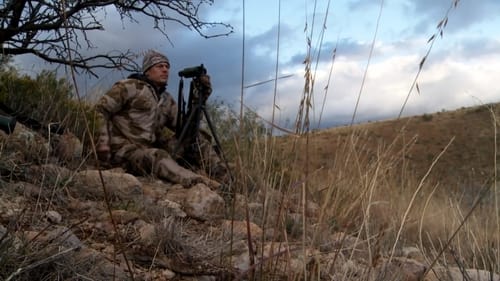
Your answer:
[0,124,498,281]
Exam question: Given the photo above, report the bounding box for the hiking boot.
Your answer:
[176,173,220,189]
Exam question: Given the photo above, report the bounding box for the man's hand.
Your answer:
[198,74,212,97]
[96,142,111,162]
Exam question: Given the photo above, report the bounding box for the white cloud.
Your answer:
[244,36,500,129]
[9,0,500,132]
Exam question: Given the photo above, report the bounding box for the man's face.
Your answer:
[145,62,170,87]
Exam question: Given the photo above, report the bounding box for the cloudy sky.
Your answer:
[14,0,500,130]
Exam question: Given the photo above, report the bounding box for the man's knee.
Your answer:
[123,147,172,174]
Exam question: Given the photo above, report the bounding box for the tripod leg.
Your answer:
[174,105,201,157]
[202,108,234,182]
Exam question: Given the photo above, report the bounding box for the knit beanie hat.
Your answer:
[142,49,170,73]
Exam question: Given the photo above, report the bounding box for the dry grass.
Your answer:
[0,93,498,280]
[223,101,500,279]
[225,1,500,266]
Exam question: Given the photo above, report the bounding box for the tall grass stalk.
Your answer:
[490,106,500,268]
[317,43,337,128]
[270,0,281,137]
[308,0,332,130]
[239,0,246,133]
[398,0,461,118]
[350,0,384,126]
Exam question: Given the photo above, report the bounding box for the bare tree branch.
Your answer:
[0,0,233,77]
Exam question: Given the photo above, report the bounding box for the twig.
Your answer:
[350,0,384,126]
[450,247,472,281]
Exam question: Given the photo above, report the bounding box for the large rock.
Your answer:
[73,247,130,280]
[71,169,142,201]
[372,257,427,281]
[24,226,83,249]
[0,224,6,238]
[166,183,225,221]
[184,183,225,221]
[221,219,263,240]
[426,266,500,281]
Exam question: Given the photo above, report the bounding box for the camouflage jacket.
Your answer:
[95,74,177,154]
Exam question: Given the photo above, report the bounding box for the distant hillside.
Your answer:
[283,103,500,190]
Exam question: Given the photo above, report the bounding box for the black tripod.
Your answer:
[174,64,232,183]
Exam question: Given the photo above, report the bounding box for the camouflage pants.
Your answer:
[112,136,225,187]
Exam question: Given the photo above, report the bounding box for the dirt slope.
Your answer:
[283,103,500,190]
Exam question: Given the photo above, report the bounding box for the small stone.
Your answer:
[161,269,176,279]
[0,224,7,237]
[109,209,139,224]
[46,210,62,224]
[160,199,187,218]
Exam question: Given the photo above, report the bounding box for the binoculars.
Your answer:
[0,115,16,134]
[178,64,207,78]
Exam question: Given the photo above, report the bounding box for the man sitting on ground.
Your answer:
[95,49,226,188]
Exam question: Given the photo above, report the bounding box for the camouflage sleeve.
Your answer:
[95,82,130,146]
[96,82,129,117]
[163,92,178,131]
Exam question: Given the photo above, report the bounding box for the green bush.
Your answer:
[205,98,269,158]
[0,68,72,124]
[0,66,97,144]
[421,113,433,121]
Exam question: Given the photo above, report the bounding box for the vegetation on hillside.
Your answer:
[0,60,97,148]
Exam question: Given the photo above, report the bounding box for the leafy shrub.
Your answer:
[421,113,433,121]
[206,98,268,156]
[0,66,97,147]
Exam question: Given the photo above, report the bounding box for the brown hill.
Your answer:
[284,103,500,191]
